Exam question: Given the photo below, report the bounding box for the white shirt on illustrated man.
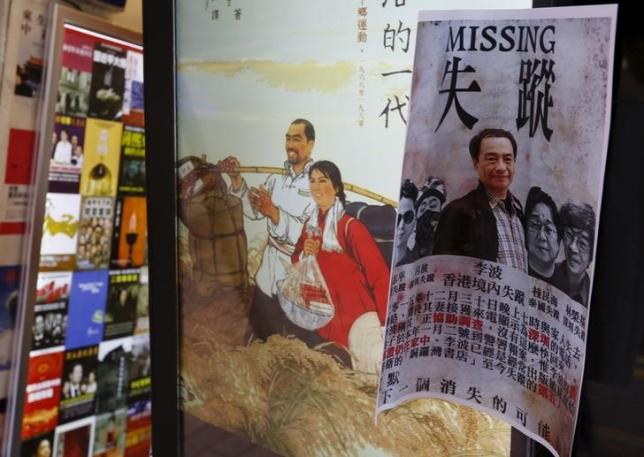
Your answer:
[221,120,316,297]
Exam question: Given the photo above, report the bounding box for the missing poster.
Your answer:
[375,7,617,457]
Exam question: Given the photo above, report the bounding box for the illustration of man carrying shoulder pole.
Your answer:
[218,119,316,342]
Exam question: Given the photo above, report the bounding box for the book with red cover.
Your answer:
[22,348,64,439]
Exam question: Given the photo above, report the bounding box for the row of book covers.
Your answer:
[43,24,146,271]
[41,192,147,272]
[18,23,150,456]
[22,268,150,454]
[23,340,150,456]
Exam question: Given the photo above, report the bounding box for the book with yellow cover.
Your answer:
[80,118,122,197]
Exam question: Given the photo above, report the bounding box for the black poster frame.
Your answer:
[141,0,181,455]
[143,1,640,456]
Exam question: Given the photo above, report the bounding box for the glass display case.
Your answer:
[4,5,150,456]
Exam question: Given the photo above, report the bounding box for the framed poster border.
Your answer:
[142,1,635,456]
[141,0,181,456]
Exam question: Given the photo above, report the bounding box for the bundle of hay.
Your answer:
[181,321,510,457]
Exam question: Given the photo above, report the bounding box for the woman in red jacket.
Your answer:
[292,160,390,369]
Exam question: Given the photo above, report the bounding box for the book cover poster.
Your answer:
[22,348,64,439]
[104,270,139,339]
[40,193,81,256]
[122,50,144,127]
[33,272,71,350]
[81,118,123,197]
[21,432,54,457]
[59,345,99,424]
[57,67,92,117]
[96,337,131,414]
[123,398,151,457]
[0,266,20,399]
[52,416,95,457]
[66,270,108,350]
[88,42,127,121]
[117,126,145,195]
[5,128,35,188]
[133,267,148,335]
[173,1,539,455]
[128,334,150,400]
[13,0,47,99]
[49,115,85,193]
[93,408,127,457]
[2,129,34,228]
[111,197,147,269]
[57,26,94,117]
[77,197,115,270]
[62,26,95,72]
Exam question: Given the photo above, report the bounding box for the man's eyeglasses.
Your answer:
[563,228,591,252]
[397,210,415,226]
[527,220,557,237]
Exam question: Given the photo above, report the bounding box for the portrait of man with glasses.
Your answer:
[524,186,561,284]
[551,201,596,308]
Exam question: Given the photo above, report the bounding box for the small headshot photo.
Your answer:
[32,315,46,346]
[394,179,418,267]
[525,186,561,283]
[551,201,596,307]
[414,176,446,259]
